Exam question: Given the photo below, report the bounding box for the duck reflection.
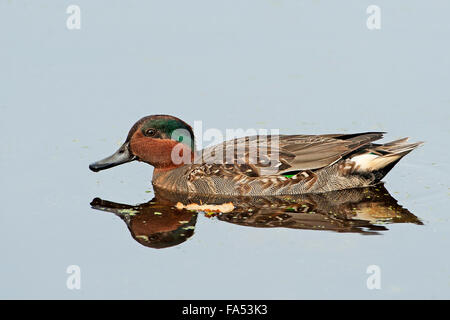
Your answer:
[90,197,198,249]
[90,184,422,249]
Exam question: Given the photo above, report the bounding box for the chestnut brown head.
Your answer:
[89,115,194,172]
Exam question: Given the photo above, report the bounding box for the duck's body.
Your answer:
[90,115,422,196]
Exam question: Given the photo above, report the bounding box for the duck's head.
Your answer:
[89,115,194,172]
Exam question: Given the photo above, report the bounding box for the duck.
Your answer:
[89,115,422,196]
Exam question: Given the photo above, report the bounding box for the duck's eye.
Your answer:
[145,128,157,137]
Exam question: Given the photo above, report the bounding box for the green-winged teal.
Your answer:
[89,115,422,196]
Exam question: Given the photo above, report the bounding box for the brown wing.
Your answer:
[199,132,384,176]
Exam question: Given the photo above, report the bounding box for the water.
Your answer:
[1,1,449,299]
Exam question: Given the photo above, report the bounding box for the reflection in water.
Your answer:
[90,184,422,249]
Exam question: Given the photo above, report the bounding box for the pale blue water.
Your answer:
[1,0,449,299]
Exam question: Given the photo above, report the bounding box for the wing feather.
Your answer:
[199,132,384,176]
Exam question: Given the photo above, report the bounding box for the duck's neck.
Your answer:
[152,164,189,193]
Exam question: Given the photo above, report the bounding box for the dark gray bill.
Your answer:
[89,142,136,172]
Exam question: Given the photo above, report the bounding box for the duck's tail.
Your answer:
[350,138,423,178]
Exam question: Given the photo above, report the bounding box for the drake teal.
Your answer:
[89,115,423,196]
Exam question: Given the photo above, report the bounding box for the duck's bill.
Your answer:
[89,142,136,172]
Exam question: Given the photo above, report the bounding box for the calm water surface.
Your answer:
[1,1,449,299]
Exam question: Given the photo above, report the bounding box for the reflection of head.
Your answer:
[90,197,198,249]
[129,213,197,249]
